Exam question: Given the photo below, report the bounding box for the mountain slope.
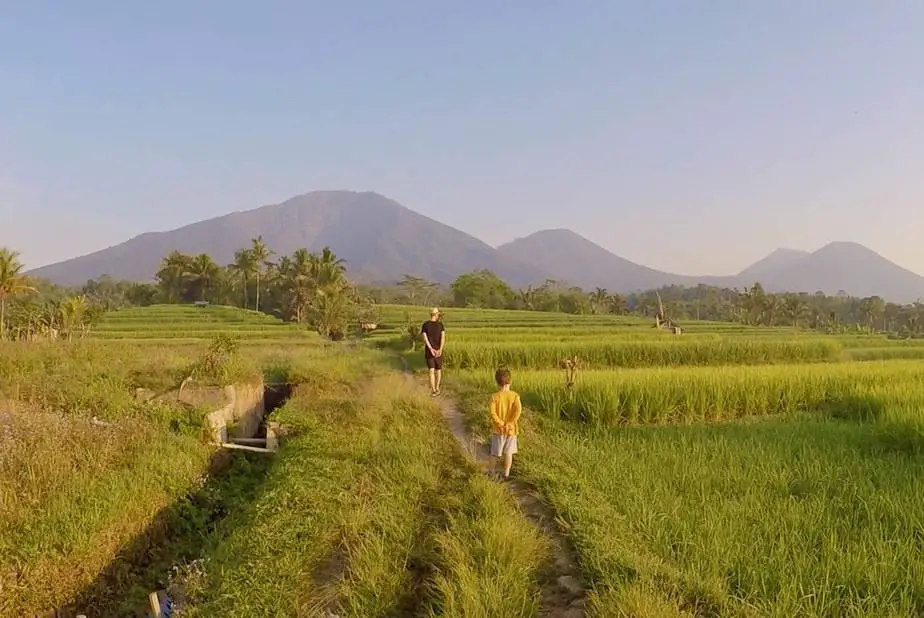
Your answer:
[757,242,924,303]
[26,192,924,303]
[496,229,711,292]
[497,231,924,302]
[27,191,547,286]
[737,248,810,281]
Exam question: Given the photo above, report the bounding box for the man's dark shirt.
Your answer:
[421,320,444,354]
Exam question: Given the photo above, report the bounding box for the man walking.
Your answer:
[421,307,445,396]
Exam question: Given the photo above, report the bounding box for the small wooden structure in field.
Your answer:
[653,291,682,335]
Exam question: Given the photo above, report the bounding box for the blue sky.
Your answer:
[2,1,923,275]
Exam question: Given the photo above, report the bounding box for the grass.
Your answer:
[442,338,843,369]
[0,407,214,615]
[0,315,266,615]
[456,360,924,426]
[178,347,548,617]
[448,376,924,617]
[8,300,924,616]
[526,415,924,616]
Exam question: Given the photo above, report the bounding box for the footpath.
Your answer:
[401,362,588,618]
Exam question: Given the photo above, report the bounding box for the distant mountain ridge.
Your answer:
[26,190,924,303]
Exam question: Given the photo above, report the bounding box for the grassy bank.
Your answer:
[0,336,260,615]
[178,348,548,617]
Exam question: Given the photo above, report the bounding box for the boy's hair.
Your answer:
[494,367,511,386]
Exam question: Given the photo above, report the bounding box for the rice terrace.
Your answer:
[2,241,924,618]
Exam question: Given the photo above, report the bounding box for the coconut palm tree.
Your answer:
[156,251,193,302]
[0,248,36,340]
[250,236,274,311]
[289,250,316,323]
[315,246,346,290]
[589,287,610,314]
[188,253,221,301]
[230,248,256,308]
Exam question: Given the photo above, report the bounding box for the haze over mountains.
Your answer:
[27,191,924,303]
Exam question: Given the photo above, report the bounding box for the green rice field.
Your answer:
[4,302,924,616]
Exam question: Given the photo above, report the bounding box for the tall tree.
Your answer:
[250,235,274,311]
[0,248,36,340]
[230,248,256,308]
[156,251,193,303]
[398,274,438,305]
[188,253,221,301]
[589,287,610,314]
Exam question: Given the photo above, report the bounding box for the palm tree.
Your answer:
[0,248,36,340]
[188,254,221,301]
[156,251,192,303]
[250,236,274,311]
[589,287,609,315]
[278,249,316,323]
[608,293,627,315]
[315,246,347,290]
[230,248,256,308]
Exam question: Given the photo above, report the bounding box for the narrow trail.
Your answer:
[401,362,588,618]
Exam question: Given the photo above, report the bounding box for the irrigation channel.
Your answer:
[60,380,293,618]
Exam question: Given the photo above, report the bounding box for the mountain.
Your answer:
[496,229,706,292]
[26,191,924,303]
[737,248,810,281]
[27,191,547,287]
[755,241,924,303]
[497,231,924,303]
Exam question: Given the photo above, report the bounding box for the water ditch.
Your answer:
[59,379,293,617]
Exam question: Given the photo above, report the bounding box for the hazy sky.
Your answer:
[2,1,923,275]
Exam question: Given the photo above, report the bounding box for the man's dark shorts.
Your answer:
[425,351,443,370]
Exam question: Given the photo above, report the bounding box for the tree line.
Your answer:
[3,244,924,341]
[0,240,371,341]
[369,270,924,337]
[151,237,368,338]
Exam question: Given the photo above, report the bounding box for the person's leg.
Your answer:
[502,436,517,478]
[503,453,514,478]
[426,355,437,393]
[433,355,443,394]
[489,434,503,479]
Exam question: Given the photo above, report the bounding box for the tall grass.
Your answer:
[455,360,924,426]
[444,339,842,369]
[519,416,924,616]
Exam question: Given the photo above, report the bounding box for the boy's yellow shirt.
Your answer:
[489,389,522,436]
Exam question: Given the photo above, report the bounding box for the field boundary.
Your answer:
[399,358,588,617]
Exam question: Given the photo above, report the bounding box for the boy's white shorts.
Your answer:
[490,434,518,456]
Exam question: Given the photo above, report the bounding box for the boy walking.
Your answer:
[489,368,522,480]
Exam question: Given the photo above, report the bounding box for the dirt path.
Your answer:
[402,364,588,617]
